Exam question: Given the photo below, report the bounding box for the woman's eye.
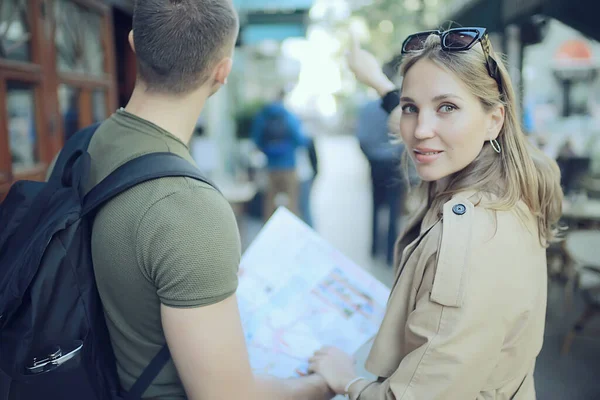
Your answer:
[401,104,417,114]
[439,104,457,113]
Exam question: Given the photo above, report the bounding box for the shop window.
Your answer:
[0,0,32,62]
[7,81,37,173]
[54,0,104,75]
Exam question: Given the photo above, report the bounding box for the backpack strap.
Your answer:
[49,123,101,184]
[82,152,219,217]
[123,344,171,400]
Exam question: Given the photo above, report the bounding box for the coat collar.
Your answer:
[393,189,481,270]
[400,189,480,239]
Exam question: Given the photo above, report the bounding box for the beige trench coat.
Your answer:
[353,191,547,400]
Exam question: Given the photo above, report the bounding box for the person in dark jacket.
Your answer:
[356,93,404,265]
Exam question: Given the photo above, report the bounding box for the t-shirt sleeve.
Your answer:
[135,185,241,308]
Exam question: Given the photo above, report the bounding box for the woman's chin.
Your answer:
[415,169,445,183]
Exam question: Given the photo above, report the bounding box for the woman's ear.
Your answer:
[488,104,505,140]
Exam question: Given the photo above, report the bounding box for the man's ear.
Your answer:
[128,30,136,54]
[213,57,233,85]
[487,104,505,140]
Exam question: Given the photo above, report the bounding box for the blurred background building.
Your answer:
[3,0,600,197]
[3,0,600,195]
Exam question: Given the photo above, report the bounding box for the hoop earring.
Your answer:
[490,139,501,154]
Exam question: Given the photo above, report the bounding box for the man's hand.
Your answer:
[346,31,396,96]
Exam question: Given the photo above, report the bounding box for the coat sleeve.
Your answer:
[356,198,505,400]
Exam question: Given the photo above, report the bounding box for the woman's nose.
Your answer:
[414,112,436,140]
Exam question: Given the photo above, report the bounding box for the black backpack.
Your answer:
[0,124,216,399]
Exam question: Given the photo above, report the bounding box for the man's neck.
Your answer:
[124,84,209,145]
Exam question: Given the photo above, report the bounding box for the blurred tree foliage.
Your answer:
[338,0,450,65]
[349,0,425,60]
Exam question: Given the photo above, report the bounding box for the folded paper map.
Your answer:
[237,207,390,378]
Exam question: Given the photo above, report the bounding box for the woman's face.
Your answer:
[399,58,504,182]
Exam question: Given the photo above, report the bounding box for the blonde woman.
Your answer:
[308,29,563,399]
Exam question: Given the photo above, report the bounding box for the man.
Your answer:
[356,90,404,266]
[252,90,309,220]
[297,136,318,227]
[59,1,331,398]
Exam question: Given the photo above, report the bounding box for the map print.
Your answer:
[237,208,390,378]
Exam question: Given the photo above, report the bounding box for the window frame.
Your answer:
[0,0,117,199]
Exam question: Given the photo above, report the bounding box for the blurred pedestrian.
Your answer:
[252,90,310,220]
[356,92,404,265]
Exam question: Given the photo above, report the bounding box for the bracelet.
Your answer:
[380,89,400,114]
[344,376,366,396]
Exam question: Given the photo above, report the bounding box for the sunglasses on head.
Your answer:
[401,27,503,94]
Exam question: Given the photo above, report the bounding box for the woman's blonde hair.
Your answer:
[399,34,563,246]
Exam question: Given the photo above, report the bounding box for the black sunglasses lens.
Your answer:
[444,30,478,50]
[403,33,431,52]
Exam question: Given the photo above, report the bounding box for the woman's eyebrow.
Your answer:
[399,94,464,103]
[432,94,464,102]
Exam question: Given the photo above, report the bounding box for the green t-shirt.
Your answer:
[83,110,240,398]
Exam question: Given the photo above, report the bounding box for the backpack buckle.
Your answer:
[25,341,83,375]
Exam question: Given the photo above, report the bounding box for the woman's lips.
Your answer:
[413,148,443,163]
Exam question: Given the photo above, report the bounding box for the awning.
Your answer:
[233,0,313,12]
[241,21,307,44]
[443,0,600,41]
[503,0,600,41]
[233,0,314,44]
[542,0,600,42]
[439,0,503,32]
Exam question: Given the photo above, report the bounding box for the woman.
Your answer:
[308,29,563,399]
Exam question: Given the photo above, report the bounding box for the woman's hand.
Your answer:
[346,31,396,96]
[308,346,357,395]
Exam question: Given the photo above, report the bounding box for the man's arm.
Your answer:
[145,188,331,400]
[251,111,265,148]
[287,112,309,147]
[162,295,332,400]
[257,374,334,400]
[346,31,396,98]
[161,295,254,399]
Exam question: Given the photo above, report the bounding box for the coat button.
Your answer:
[452,203,467,215]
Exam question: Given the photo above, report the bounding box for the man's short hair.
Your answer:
[133,0,239,94]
